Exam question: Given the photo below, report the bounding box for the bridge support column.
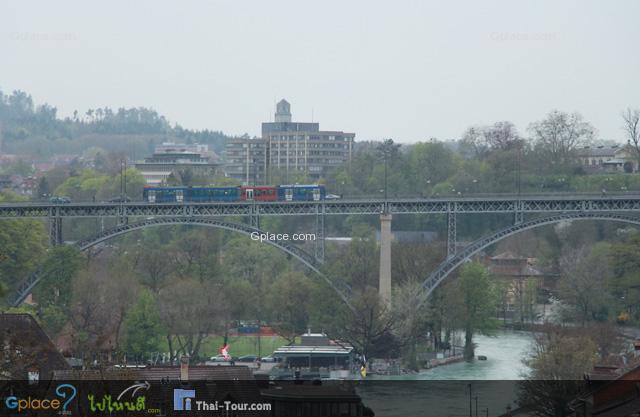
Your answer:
[49,216,62,246]
[117,205,128,226]
[447,212,456,259]
[249,203,260,229]
[379,213,392,307]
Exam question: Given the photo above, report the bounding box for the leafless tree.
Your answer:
[460,121,522,159]
[335,286,395,359]
[392,279,430,370]
[622,107,640,171]
[519,323,597,417]
[136,248,173,293]
[558,245,612,325]
[528,110,595,168]
[157,278,227,363]
[68,263,137,364]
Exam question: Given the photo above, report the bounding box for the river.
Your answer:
[357,330,534,417]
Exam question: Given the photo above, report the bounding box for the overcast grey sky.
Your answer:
[2,0,639,143]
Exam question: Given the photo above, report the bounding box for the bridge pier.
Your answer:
[49,216,62,246]
[447,212,456,259]
[379,213,392,307]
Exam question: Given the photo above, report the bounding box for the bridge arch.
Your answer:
[419,212,640,303]
[13,217,353,308]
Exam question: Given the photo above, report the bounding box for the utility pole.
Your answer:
[120,160,124,200]
[384,153,388,201]
[123,159,127,199]
[468,384,472,417]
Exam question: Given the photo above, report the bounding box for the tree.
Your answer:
[519,324,598,417]
[406,142,455,195]
[512,278,538,325]
[157,279,227,363]
[460,121,521,159]
[622,107,640,171]
[170,229,221,282]
[327,223,378,291]
[136,248,173,293]
[37,177,50,199]
[33,246,83,311]
[265,271,314,342]
[392,279,431,370]
[557,244,613,324]
[0,191,47,295]
[453,262,498,360]
[123,289,163,360]
[608,233,640,322]
[528,110,595,170]
[334,286,395,360]
[376,139,401,199]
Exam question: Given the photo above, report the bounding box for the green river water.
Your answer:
[357,330,534,417]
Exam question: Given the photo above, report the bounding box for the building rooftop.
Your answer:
[0,313,70,380]
[53,365,256,381]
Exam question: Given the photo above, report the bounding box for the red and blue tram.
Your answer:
[143,184,326,203]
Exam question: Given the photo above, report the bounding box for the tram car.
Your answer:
[143,184,325,203]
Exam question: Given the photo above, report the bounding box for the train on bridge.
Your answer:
[142,184,331,203]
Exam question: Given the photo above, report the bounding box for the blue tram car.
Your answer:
[142,184,325,203]
[277,184,325,201]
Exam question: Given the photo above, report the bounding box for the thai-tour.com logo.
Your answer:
[173,389,271,412]
[173,389,195,411]
[5,384,77,414]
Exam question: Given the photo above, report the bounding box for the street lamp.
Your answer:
[468,384,473,417]
[474,396,478,417]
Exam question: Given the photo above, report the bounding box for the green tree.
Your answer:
[0,192,47,294]
[406,141,456,195]
[327,223,378,291]
[453,262,498,360]
[265,271,314,342]
[609,233,640,322]
[33,246,83,310]
[123,289,163,359]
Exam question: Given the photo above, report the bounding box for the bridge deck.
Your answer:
[1,194,640,218]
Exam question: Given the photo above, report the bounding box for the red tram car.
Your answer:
[239,186,278,201]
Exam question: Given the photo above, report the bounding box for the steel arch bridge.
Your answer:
[418,212,640,305]
[11,217,353,308]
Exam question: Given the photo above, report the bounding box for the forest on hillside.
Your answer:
[0,88,231,158]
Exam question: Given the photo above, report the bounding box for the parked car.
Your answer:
[236,355,258,363]
[50,196,71,204]
[260,356,278,363]
[325,194,341,200]
[108,196,132,203]
[208,355,228,362]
